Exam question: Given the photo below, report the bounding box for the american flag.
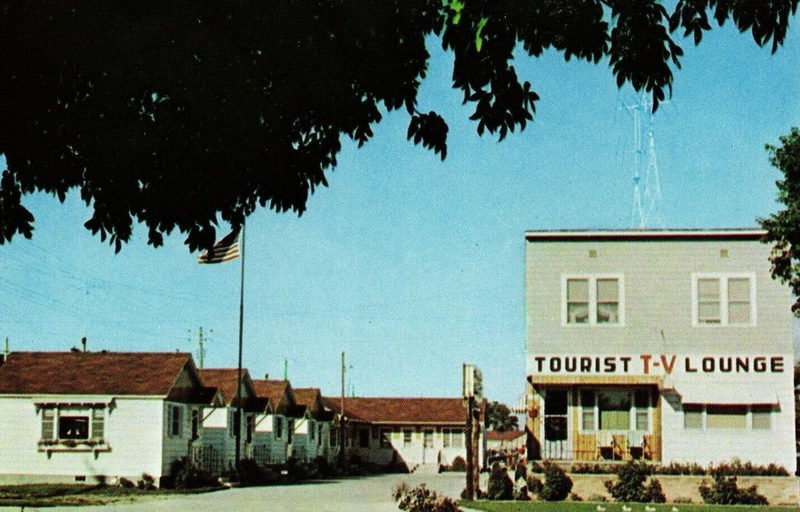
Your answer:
[197,228,241,264]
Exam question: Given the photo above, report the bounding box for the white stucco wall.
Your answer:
[0,395,166,484]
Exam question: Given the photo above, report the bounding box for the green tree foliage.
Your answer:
[487,401,519,432]
[539,460,573,501]
[1,1,797,251]
[604,460,666,503]
[760,128,800,314]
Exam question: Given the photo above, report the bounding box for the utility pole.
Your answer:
[189,327,211,368]
[2,337,9,363]
[339,351,346,462]
[283,358,288,380]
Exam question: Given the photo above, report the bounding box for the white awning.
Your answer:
[674,383,779,405]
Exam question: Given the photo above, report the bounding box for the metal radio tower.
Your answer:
[626,93,664,229]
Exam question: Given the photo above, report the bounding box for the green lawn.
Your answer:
[460,502,800,512]
[0,483,223,507]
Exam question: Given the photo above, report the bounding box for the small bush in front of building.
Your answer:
[137,473,156,490]
[393,482,461,512]
[487,462,513,500]
[672,496,693,504]
[237,458,277,486]
[515,485,531,501]
[604,460,664,503]
[587,494,608,502]
[526,475,543,495]
[118,477,135,488]
[168,457,221,489]
[698,473,768,505]
[450,456,467,472]
[568,492,583,501]
[539,460,573,501]
[459,487,485,500]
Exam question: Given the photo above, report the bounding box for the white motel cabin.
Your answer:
[196,368,258,472]
[524,229,796,472]
[250,379,296,466]
[0,351,212,485]
[291,387,335,463]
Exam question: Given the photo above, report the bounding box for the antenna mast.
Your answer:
[627,93,664,229]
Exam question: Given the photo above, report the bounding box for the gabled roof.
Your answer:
[252,379,293,410]
[0,351,195,396]
[486,429,525,441]
[321,397,467,425]
[198,368,254,406]
[293,387,321,409]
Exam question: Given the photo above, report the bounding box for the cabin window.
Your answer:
[358,428,369,448]
[403,429,412,446]
[563,275,623,325]
[683,405,703,429]
[191,409,200,440]
[442,428,464,448]
[169,405,183,437]
[274,416,283,439]
[692,274,755,326]
[309,420,316,440]
[39,405,106,443]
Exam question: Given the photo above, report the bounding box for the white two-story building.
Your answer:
[524,229,795,472]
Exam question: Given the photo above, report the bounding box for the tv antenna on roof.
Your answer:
[625,92,664,229]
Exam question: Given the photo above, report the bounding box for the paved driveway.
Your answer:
[8,472,483,512]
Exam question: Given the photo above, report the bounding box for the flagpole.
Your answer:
[235,222,245,467]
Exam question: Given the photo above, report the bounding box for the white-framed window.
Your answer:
[562,275,624,326]
[442,428,464,448]
[691,273,756,326]
[169,405,183,437]
[403,429,413,446]
[579,388,650,432]
[682,404,772,430]
[40,405,107,444]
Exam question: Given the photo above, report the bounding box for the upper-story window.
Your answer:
[562,275,624,326]
[692,273,756,326]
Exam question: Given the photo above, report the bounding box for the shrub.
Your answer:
[568,492,583,501]
[526,475,543,496]
[459,487,485,500]
[393,483,461,512]
[699,473,768,505]
[137,473,156,490]
[587,494,608,502]
[237,458,277,486]
[604,460,660,503]
[118,477,135,488]
[539,460,573,501]
[487,462,513,500]
[168,457,221,489]
[515,485,531,501]
[450,456,467,472]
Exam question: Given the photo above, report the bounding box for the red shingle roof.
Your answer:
[198,368,252,405]
[0,352,193,396]
[293,387,321,409]
[321,397,467,425]
[252,379,290,408]
[486,429,525,441]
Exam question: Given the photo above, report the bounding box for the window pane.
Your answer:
[568,303,589,323]
[707,405,747,429]
[597,279,618,302]
[59,416,89,439]
[91,409,104,440]
[698,278,720,299]
[545,390,568,415]
[635,411,648,431]
[728,278,750,302]
[567,279,589,301]
[698,302,721,323]
[684,405,702,429]
[452,429,464,448]
[729,302,750,324]
[597,303,618,323]
[581,390,595,430]
[752,406,772,430]
[598,390,631,430]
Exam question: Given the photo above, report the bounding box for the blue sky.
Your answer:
[2,21,800,406]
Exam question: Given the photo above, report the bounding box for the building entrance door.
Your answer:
[542,389,569,459]
[422,429,434,463]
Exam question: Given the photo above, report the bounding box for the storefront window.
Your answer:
[706,405,747,429]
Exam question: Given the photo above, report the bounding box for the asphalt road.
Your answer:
[6,472,483,512]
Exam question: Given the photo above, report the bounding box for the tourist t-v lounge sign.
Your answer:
[528,354,787,375]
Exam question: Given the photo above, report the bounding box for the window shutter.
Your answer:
[41,408,55,441]
[91,408,105,440]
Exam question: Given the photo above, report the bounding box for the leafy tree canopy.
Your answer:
[760,128,800,314]
[487,400,519,432]
[1,0,797,251]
